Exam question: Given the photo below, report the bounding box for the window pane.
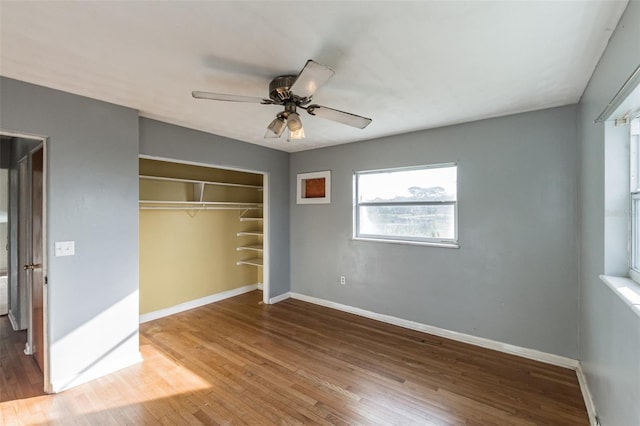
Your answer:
[358,166,457,203]
[358,204,455,240]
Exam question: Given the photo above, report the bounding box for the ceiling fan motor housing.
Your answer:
[269,75,310,105]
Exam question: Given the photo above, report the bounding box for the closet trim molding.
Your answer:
[138,154,270,304]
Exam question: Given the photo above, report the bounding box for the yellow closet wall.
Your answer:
[139,159,262,314]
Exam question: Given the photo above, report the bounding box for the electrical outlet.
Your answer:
[340,276,346,285]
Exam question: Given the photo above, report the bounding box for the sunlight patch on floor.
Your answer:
[1,339,211,425]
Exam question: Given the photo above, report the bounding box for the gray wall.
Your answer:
[290,105,580,358]
[579,0,640,424]
[138,118,290,299]
[0,77,141,391]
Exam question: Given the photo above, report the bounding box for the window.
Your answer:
[354,163,458,247]
[630,118,640,282]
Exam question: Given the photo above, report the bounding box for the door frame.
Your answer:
[1,130,50,393]
[138,154,271,304]
[18,156,30,347]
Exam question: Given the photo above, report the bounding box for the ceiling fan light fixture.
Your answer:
[288,127,305,141]
[286,111,303,132]
[265,115,286,138]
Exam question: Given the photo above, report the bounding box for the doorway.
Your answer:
[0,132,48,393]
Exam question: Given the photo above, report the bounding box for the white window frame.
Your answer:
[353,163,459,248]
[629,117,640,283]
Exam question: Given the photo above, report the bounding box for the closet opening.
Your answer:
[138,157,268,323]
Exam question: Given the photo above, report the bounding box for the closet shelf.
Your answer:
[236,205,263,268]
[140,174,262,189]
[236,258,263,267]
[237,231,264,237]
[237,245,263,252]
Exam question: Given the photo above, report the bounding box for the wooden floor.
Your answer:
[1,291,588,425]
[1,316,44,403]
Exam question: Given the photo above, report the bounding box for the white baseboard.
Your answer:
[8,310,19,331]
[576,364,600,426]
[139,284,259,323]
[257,282,264,291]
[268,291,290,304]
[289,292,579,370]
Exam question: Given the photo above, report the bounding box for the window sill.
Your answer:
[352,237,460,249]
[599,275,640,318]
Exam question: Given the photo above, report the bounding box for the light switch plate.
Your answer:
[55,241,75,257]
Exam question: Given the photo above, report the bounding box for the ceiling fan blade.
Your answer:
[306,105,372,129]
[289,60,335,99]
[192,91,271,104]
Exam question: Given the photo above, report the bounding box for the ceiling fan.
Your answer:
[192,59,372,141]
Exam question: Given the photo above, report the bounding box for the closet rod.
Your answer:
[140,206,262,211]
[140,200,262,206]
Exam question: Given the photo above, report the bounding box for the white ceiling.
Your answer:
[0,1,628,153]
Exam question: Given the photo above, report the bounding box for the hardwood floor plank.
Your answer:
[0,292,589,424]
